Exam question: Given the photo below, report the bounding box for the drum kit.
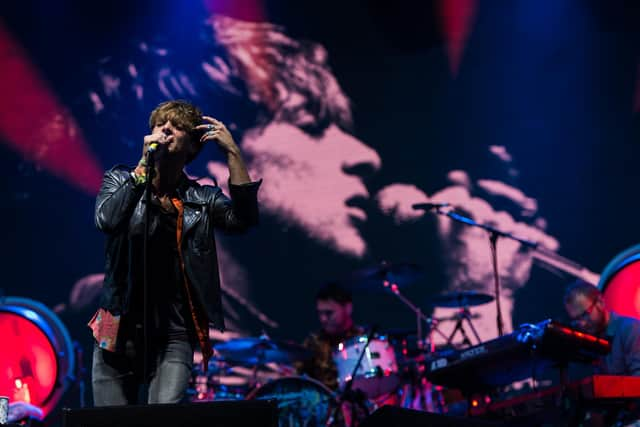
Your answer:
[188,262,496,427]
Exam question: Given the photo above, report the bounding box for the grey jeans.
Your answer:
[92,338,194,406]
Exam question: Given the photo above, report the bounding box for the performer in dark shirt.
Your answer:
[90,100,261,405]
[564,280,640,376]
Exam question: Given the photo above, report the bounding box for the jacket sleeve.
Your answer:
[210,179,262,233]
[95,167,145,234]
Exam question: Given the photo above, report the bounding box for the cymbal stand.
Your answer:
[383,281,447,413]
[382,281,448,350]
[251,334,271,389]
[446,307,482,347]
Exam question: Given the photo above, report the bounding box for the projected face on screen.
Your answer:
[201,16,382,257]
[207,124,381,257]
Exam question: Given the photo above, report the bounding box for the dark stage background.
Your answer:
[1,0,640,420]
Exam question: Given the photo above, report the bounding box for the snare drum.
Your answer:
[333,335,399,397]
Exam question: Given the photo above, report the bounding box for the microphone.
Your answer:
[412,202,450,210]
[146,139,168,162]
[147,142,160,153]
[147,133,170,156]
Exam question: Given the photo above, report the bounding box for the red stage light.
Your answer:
[0,297,75,419]
[0,312,58,407]
[438,0,477,76]
[0,22,103,195]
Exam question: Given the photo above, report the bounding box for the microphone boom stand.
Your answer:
[431,208,539,337]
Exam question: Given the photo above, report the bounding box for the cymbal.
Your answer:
[345,262,423,291]
[214,337,311,365]
[430,291,494,308]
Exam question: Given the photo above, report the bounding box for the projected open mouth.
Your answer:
[345,195,369,222]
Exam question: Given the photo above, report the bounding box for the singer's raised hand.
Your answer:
[196,116,240,156]
[196,116,251,184]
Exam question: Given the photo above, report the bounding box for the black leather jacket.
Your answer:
[94,165,261,332]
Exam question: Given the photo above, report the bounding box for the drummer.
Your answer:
[296,282,364,390]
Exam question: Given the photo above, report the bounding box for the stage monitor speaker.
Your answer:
[62,400,277,427]
[360,406,505,427]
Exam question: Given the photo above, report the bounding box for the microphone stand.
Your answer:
[489,231,503,337]
[326,326,377,427]
[142,149,156,386]
[431,207,539,337]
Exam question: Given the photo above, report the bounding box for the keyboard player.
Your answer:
[564,280,640,376]
[564,280,640,426]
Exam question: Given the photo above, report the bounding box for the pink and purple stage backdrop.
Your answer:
[2,0,640,397]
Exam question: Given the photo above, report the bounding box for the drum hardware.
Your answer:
[430,292,493,347]
[344,261,445,351]
[214,336,312,366]
[327,325,378,427]
[381,280,448,351]
[379,287,485,413]
[333,333,399,398]
[430,291,494,308]
[343,261,459,415]
[191,335,307,403]
[444,307,483,347]
[215,334,311,390]
[344,261,423,291]
[189,355,255,402]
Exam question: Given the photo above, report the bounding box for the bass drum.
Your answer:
[246,376,335,427]
[598,244,640,319]
[0,297,75,418]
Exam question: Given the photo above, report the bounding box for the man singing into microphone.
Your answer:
[89,100,261,405]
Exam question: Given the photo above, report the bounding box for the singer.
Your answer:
[88,100,261,405]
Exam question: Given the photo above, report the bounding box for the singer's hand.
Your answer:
[196,116,241,157]
[196,116,251,184]
[142,132,170,158]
